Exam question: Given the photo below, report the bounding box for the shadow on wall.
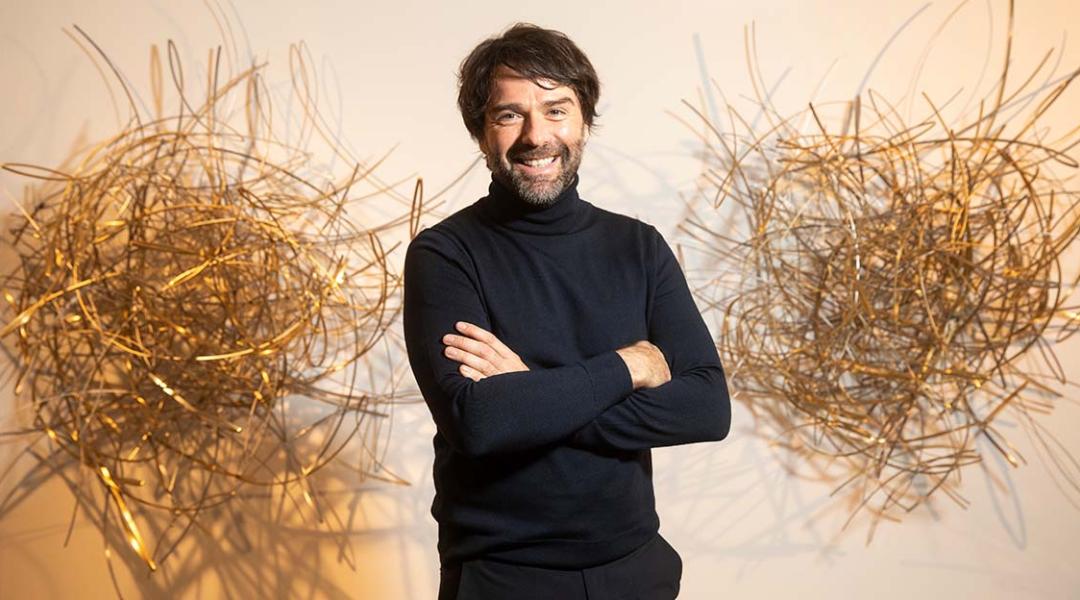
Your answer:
[660,0,1075,578]
[0,324,445,599]
[4,2,1080,599]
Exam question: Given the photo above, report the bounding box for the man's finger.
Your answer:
[442,333,496,362]
[444,345,495,375]
[459,363,485,382]
[455,321,516,359]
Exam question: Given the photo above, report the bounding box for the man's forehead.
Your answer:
[490,65,577,100]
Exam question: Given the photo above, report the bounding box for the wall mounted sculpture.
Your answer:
[0,22,417,580]
[680,1,1080,539]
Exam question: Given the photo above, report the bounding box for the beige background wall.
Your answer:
[2,1,1079,598]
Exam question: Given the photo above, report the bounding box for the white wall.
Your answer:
[1,1,1079,598]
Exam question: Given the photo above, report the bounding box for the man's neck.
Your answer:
[478,173,589,235]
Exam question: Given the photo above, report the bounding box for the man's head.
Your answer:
[457,23,601,205]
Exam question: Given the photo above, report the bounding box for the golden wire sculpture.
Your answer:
[679,2,1080,538]
[0,23,420,577]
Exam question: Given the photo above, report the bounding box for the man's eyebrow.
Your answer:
[487,97,576,114]
[542,97,575,107]
[488,102,525,114]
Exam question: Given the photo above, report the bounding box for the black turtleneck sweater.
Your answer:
[402,174,730,569]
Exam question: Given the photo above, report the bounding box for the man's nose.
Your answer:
[519,113,553,147]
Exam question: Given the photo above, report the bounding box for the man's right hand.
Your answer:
[615,340,671,390]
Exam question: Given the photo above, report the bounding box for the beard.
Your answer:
[486,137,585,207]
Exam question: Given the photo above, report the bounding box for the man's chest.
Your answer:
[466,230,651,368]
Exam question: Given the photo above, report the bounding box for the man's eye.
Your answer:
[549,109,566,117]
[496,113,518,122]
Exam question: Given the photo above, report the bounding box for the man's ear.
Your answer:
[478,136,490,156]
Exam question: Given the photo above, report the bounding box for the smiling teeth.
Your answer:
[523,156,557,167]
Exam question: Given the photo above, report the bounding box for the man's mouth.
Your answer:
[520,156,557,167]
[513,154,560,175]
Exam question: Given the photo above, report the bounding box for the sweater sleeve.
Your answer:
[568,226,731,452]
[403,228,634,458]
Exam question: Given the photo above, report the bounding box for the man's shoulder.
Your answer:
[411,198,480,238]
[405,203,482,265]
[587,202,662,241]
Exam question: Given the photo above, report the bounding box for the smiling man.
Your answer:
[477,68,584,206]
[402,23,731,600]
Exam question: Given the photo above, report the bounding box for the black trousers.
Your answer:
[438,532,683,600]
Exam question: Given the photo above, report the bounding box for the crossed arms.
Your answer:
[401,226,730,459]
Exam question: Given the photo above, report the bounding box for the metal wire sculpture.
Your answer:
[0,22,419,578]
[679,1,1080,539]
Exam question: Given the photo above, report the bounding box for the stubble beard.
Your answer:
[486,138,585,207]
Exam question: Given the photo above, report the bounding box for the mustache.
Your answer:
[509,143,569,162]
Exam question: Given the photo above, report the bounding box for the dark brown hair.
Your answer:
[457,23,601,141]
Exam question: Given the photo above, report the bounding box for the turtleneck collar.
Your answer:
[476,173,592,235]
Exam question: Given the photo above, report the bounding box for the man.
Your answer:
[402,23,730,600]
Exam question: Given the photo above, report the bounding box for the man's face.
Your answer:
[479,65,588,206]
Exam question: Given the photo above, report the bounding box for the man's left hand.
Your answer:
[443,321,530,381]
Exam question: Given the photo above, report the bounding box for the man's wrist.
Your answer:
[615,345,641,389]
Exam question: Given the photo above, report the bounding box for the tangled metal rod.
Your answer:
[680,1,1080,539]
[0,22,421,577]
